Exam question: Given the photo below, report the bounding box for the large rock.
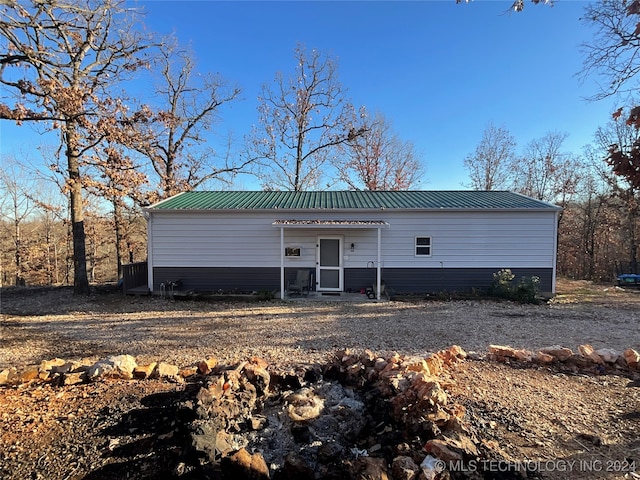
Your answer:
[152,362,180,380]
[220,448,270,480]
[539,345,573,362]
[424,438,462,462]
[578,344,604,364]
[133,362,157,379]
[624,348,640,370]
[392,455,420,480]
[62,371,86,385]
[0,367,16,386]
[535,351,555,364]
[488,345,531,361]
[87,355,137,380]
[595,348,620,364]
[39,358,68,379]
[197,356,218,375]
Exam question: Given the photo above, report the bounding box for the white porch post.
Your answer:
[376,226,381,301]
[280,226,285,300]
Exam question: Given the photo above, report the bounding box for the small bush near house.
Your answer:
[489,268,541,304]
[256,290,275,301]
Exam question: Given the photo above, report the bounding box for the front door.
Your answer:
[317,237,343,291]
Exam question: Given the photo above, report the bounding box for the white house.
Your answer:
[144,190,561,299]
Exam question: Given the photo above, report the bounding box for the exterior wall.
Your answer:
[148,209,558,293]
[152,266,554,295]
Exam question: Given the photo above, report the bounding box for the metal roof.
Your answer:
[148,190,561,211]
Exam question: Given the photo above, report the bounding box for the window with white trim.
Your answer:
[415,237,431,256]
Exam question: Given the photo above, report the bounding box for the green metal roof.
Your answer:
[148,191,560,211]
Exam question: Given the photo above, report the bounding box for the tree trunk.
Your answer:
[66,123,90,295]
[114,200,123,280]
[14,218,22,286]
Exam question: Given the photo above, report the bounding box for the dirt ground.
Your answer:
[0,279,639,479]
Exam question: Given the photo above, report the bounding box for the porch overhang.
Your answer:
[272,219,389,229]
[273,219,389,301]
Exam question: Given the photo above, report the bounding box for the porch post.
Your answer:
[280,226,285,300]
[376,227,381,301]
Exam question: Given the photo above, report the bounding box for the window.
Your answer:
[415,237,431,256]
[285,246,301,257]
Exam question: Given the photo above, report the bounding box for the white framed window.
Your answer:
[415,237,432,256]
[285,246,302,258]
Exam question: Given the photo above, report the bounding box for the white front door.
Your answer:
[317,237,343,291]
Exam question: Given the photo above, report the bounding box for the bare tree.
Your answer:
[127,44,248,203]
[0,0,154,294]
[337,110,423,190]
[84,142,148,278]
[594,114,640,273]
[250,44,363,191]
[512,131,582,207]
[456,0,553,13]
[0,159,36,286]
[580,0,640,101]
[463,122,516,191]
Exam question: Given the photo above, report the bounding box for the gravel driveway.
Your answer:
[1,283,638,369]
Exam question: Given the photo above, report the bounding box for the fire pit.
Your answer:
[182,346,523,479]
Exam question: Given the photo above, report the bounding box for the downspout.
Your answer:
[280,226,285,300]
[377,227,381,301]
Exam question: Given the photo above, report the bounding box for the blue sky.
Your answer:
[1,0,618,190]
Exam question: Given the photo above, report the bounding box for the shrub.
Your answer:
[489,269,540,304]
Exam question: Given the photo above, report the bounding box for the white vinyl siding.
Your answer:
[148,210,557,269]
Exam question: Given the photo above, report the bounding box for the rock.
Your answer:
[392,455,419,480]
[423,439,462,462]
[414,379,447,406]
[249,415,267,430]
[248,356,269,369]
[18,366,40,383]
[192,423,233,462]
[0,367,16,386]
[87,355,137,380]
[87,360,115,380]
[50,361,81,376]
[578,344,604,364]
[133,362,157,379]
[539,345,573,362]
[374,358,388,371]
[282,452,315,479]
[488,345,531,361]
[437,345,467,366]
[109,354,137,379]
[152,362,180,380]
[535,351,555,364]
[197,356,218,375]
[62,372,85,385]
[623,348,640,370]
[39,358,67,378]
[420,455,446,480]
[425,354,444,376]
[244,364,270,395]
[351,456,390,480]
[595,348,620,364]
[407,359,430,374]
[180,366,198,378]
[286,388,325,421]
[221,448,270,480]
